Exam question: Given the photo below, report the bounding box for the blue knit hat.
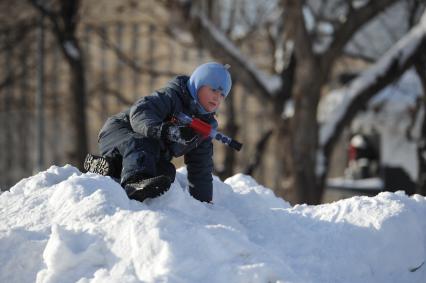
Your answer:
[187,62,232,113]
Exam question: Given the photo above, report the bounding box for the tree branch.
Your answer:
[320,10,426,162]
[28,0,62,39]
[244,129,273,175]
[324,0,399,65]
[282,0,315,62]
[90,25,180,78]
[163,0,281,103]
[28,0,81,63]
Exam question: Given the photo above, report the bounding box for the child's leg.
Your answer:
[119,136,160,185]
[156,157,176,183]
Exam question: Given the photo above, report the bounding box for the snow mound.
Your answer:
[1,165,425,283]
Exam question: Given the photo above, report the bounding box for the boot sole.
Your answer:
[84,154,110,176]
[125,176,171,202]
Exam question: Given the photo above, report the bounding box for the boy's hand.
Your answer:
[160,122,197,145]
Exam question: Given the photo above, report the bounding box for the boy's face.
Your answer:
[197,86,225,112]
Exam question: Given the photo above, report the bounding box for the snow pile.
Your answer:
[1,165,425,283]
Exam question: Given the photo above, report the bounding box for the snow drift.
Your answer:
[0,165,425,283]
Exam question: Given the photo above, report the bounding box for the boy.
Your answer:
[84,62,232,203]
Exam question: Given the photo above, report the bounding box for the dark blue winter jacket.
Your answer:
[115,76,217,202]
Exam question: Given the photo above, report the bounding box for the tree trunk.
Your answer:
[291,95,321,202]
[416,97,426,196]
[28,0,88,170]
[64,40,88,170]
[415,55,426,195]
[288,60,323,204]
[216,88,238,180]
[273,118,295,202]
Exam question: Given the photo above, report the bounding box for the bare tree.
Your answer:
[29,0,88,170]
[163,0,426,204]
[321,10,426,194]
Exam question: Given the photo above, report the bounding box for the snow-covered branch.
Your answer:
[320,10,426,162]
[195,13,282,96]
[283,0,314,61]
[324,0,399,63]
[166,1,282,101]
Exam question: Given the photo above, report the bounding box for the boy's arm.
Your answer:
[129,91,175,138]
[184,139,214,202]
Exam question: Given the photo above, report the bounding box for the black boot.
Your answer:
[124,175,172,202]
[84,153,116,176]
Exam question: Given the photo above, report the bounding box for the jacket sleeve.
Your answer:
[184,139,214,202]
[129,90,176,138]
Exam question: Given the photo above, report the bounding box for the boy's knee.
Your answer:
[124,136,159,156]
[120,137,161,183]
[121,151,157,185]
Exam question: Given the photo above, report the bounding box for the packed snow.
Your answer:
[1,165,425,283]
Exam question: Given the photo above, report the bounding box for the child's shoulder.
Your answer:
[155,76,188,96]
